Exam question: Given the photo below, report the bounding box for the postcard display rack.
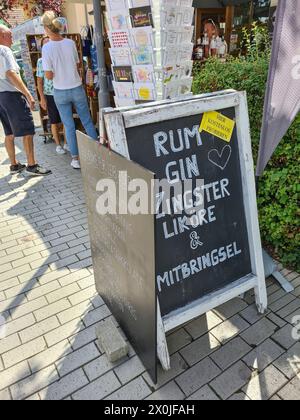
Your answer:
[106,0,195,107]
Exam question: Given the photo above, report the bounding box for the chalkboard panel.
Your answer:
[77,132,157,383]
[125,108,252,316]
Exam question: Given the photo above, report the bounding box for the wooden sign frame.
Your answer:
[101,90,268,374]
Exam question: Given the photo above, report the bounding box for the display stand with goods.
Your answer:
[105,0,195,106]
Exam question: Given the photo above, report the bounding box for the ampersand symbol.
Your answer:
[190,231,203,250]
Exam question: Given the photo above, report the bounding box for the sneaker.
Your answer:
[56,145,66,155]
[10,162,26,174]
[71,159,81,170]
[25,164,52,176]
[64,143,70,152]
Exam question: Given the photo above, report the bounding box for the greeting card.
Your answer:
[162,49,177,66]
[130,27,154,47]
[109,10,130,30]
[109,30,130,48]
[110,48,132,66]
[113,66,133,82]
[105,0,128,11]
[132,46,154,65]
[177,44,194,62]
[130,6,154,28]
[133,65,155,83]
[129,0,152,6]
[134,82,156,100]
[113,81,135,98]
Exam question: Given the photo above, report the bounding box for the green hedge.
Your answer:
[192,57,300,271]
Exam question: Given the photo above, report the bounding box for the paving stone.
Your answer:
[146,381,185,400]
[277,299,300,319]
[34,299,71,322]
[243,339,285,372]
[211,315,250,344]
[105,376,150,401]
[72,371,120,400]
[273,342,300,379]
[228,392,250,401]
[0,361,30,390]
[11,297,48,320]
[69,324,97,351]
[28,340,72,373]
[210,361,252,400]
[10,365,59,400]
[144,353,188,390]
[187,385,219,400]
[166,328,192,355]
[19,317,60,343]
[267,313,287,328]
[269,294,296,312]
[277,375,300,400]
[240,304,267,325]
[184,311,222,340]
[0,388,11,400]
[175,357,221,397]
[213,298,248,320]
[243,365,288,400]
[55,343,100,377]
[39,369,88,400]
[180,333,220,366]
[241,318,278,347]
[84,353,129,382]
[114,355,145,384]
[0,333,21,354]
[96,318,128,363]
[211,337,252,370]
[272,324,298,350]
[2,337,47,369]
[45,319,84,347]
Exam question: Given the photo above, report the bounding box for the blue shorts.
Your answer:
[0,91,35,137]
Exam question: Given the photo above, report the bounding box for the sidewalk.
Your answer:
[0,125,299,400]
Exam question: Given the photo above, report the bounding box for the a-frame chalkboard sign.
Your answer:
[79,90,268,383]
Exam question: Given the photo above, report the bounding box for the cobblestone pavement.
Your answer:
[0,123,299,400]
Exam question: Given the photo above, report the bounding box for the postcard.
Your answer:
[109,30,130,47]
[130,6,154,28]
[110,48,132,66]
[113,66,133,82]
[113,81,135,98]
[130,27,154,47]
[133,65,155,83]
[132,46,154,65]
[105,0,128,11]
[134,82,156,100]
[108,10,130,30]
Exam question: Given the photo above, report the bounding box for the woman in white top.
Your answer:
[41,12,98,170]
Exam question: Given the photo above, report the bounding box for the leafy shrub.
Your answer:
[192,26,300,271]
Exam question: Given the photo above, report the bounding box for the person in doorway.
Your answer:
[36,36,69,155]
[41,12,98,170]
[0,24,51,176]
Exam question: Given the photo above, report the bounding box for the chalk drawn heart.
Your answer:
[208,146,232,171]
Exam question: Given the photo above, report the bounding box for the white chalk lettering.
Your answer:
[157,242,243,292]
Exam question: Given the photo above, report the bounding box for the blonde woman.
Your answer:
[41,12,98,170]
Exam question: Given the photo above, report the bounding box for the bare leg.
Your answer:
[23,135,35,167]
[4,135,17,166]
[51,124,61,146]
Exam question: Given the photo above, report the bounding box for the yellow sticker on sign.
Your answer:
[199,111,235,143]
